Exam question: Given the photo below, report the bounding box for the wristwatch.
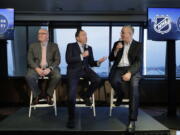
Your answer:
[49,66,53,71]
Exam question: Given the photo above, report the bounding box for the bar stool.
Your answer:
[76,77,96,117]
[28,76,57,117]
[109,87,129,116]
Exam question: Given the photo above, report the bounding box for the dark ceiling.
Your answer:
[1,0,180,14]
[1,0,180,22]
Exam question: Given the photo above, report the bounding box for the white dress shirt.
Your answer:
[114,40,132,67]
[78,42,85,61]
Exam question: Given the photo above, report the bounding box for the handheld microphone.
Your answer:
[119,38,124,46]
[84,44,89,51]
[115,39,124,51]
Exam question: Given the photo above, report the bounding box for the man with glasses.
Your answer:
[25,28,61,105]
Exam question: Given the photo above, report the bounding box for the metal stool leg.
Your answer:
[88,81,96,117]
[29,91,33,118]
[53,90,57,116]
[92,93,96,117]
[109,88,114,117]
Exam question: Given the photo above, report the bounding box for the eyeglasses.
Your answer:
[38,33,47,35]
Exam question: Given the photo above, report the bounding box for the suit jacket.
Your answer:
[109,40,142,77]
[66,42,98,76]
[27,42,60,71]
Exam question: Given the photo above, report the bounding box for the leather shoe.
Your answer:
[32,96,39,105]
[83,97,92,106]
[47,96,53,105]
[66,119,75,129]
[114,98,122,106]
[127,121,136,133]
[79,92,92,106]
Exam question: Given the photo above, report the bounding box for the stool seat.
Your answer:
[39,76,49,79]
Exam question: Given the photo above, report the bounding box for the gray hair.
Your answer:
[122,25,134,35]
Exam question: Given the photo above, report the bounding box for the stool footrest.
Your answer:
[31,104,55,107]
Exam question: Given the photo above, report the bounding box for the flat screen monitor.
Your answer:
[0,8,14,40]
[148,8,180,41]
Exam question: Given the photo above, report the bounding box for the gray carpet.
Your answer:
[0,107,169,132]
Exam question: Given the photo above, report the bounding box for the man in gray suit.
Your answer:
[25,29,61,105]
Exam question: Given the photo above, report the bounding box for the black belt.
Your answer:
[116,66,130,69]
[116,66,129,75]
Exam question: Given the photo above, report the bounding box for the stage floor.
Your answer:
[0,107,170,135]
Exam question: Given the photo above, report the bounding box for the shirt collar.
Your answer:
[77,42,85,48]
[124,39,133,46]
[41,42,48,47]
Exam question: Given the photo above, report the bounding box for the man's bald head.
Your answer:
[38,29,49,43]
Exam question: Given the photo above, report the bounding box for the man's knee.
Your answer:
[90,77,102,87]
[25,74,37,81]
[51,73,61,81]
[95,77,101,85]
[109,78,120,88]
[131,75,141,87]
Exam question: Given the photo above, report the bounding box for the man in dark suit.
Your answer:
[66,29,107,128]
[25,29,61,105]
[109,26,142,132]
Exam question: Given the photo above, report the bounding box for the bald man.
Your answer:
[25,29,61,105]
[109,26,142,132]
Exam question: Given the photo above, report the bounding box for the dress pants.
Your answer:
[67,67,101,120]
[25,68,60,98]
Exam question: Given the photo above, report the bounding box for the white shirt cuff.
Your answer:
[80,54,83,61]
[97,61,101,67]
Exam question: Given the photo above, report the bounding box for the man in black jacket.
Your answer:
[109,26,142,132]
[66,29,107,128]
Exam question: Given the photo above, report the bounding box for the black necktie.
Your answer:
[82,45,88,68]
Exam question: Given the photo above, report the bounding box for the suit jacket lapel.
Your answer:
[46,42,51,62]
[37,42,42,62]
[115,47,124,64]
[128,40,136,59]
[75,42,82,54]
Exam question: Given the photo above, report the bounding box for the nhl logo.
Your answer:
[177,17,180,31]
[0,15,8,34]
[153,15,171,34]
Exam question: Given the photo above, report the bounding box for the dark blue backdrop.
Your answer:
[148,8,180,41]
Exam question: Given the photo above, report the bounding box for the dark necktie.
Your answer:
[82,45,88,68]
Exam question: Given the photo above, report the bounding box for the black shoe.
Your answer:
[80,93,92,106]
[83,97,92,106]
[127,121,136,133]
[66,119,75,129]
[114,98,122,106]
[47,96,53,105]
[32,97,39,105]
[79,90,86,98]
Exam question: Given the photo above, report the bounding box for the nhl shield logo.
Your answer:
[153,15,171,34]
[0,15,8,34]
[177,17,180,31]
